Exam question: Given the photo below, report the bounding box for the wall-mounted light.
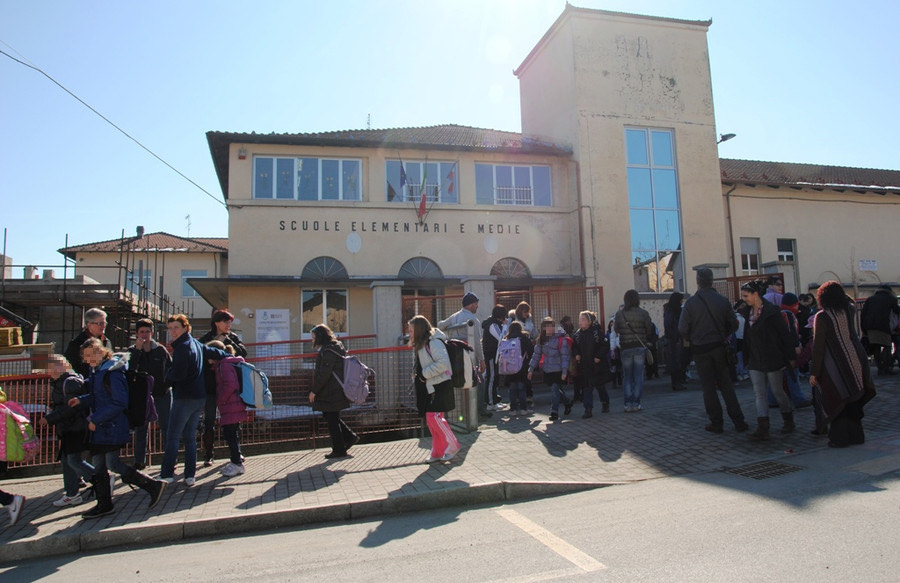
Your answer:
[238,147,247,160]
[717,133,736,144]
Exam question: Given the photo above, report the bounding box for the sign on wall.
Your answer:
[859,259,878,271]
[255,309,291,377]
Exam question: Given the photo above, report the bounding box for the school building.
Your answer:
[198,5,900,347]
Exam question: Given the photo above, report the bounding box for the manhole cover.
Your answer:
[724,461,802,480]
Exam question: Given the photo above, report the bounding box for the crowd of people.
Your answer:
[2,274,893,524]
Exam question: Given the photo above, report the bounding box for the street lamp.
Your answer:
[717,133,736,144]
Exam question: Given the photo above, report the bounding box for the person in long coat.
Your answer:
[809,281,876,447]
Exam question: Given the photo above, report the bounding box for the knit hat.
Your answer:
[462,292,479,307]
[781,293,799,307]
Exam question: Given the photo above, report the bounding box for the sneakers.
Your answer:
[159,476,175,484]
[441,449,459,462]
[425,455,441,463]
[624,405,634,413]
[7,495,25,526]
[52,494,83,507]
[221,463,245,477]
[185,477,196,487]
[203,457,214,468]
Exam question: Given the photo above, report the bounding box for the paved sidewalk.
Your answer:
[2,373,898,563]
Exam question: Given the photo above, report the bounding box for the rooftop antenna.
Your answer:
[185,214,191,237]
[367,113,371,130]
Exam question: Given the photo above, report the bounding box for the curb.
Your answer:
[0,480,609,564]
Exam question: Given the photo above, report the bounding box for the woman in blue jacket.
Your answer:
[69,338,167,519]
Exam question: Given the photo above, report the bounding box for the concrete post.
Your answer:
[370,280,405,348]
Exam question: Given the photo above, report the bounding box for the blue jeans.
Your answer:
[90,448,129,477]
[545,371,569,413]
[750,369,792,417]
[62,453,95,496]
[508,380,528,411]
[161,397,205,479]
[621,347,646,407]
[766,367,808,407]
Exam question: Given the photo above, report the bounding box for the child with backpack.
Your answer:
[0,387,28,525]
[40,354,93,507]
[527,317,573,421]
[309,325,359,460]
[498,321,533,416]
[206,341,248,477]
[68,338,168,519]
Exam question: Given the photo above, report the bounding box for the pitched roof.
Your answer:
[207,124,572,198]
[720,159,900,194]
[59,232,228,260]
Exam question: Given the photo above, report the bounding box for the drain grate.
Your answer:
[724,461,803,480]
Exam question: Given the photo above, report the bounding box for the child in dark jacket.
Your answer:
[573,311,613,418]
[528,317,573,421]
[206,341,248,477]
[41,354,92,507]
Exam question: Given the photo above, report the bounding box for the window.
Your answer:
[302,289,347,336]
[474,164,551,206]
[625,128,683,292]
[254,157,361,201]
[385,161,458,204]
[777,238,796,262]
[126,265,152,296]
[302,257,348,281]
[181,269,207,297]
[740,238,760,275]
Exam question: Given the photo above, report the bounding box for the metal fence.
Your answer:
[1,346,430,471]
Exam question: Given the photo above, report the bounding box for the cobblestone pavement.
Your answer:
[2,371,897,562]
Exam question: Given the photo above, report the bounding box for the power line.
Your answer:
[0,45,226,209]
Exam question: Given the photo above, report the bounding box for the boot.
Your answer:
[202,428,215,466]
[781,412,796,434]
[748,417,770,441]
[82,471,114,519]
[121,466,168,510]
[582,408,593,419]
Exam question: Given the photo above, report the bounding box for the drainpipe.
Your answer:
[574,161,587,282]
[724,184,738,277]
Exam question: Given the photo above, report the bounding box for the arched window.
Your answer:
[301,256,348,281]
[490,257,531,279]
[398,257,443,280]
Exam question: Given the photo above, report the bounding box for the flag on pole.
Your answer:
[387,182,397,201]
[417,164,428,221]
[399,163,408,201]
[445,162,456,195]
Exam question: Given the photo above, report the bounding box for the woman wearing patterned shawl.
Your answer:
[809,281,876,447]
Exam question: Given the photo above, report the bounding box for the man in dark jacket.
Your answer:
[861,285,899,375]
[678,268,749,433]
[127,318,172,469]
[64,308,114,378]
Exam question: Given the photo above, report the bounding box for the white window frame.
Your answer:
[301,288,348,337]
[776,238,796,262]
[253,156,362,201]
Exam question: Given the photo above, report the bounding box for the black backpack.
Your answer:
[103,369,158,429]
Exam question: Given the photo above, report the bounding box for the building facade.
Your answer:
[201,6,900,347]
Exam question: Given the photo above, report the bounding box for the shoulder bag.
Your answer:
[696,294,738,367]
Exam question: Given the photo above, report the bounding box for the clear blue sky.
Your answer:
[2,0,898,273]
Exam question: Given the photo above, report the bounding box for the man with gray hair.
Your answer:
[678,269,749,433]
[64,308,114,378]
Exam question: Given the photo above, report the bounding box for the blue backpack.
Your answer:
[234,361,273,409]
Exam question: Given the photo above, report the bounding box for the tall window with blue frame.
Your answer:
[625,128,684,293]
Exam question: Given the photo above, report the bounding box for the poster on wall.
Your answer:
[255,309,290,377]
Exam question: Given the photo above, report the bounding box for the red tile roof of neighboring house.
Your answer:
[207,124,572,198]
[59,232,228,260]
[720,159,900,194]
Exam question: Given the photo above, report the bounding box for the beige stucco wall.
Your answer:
[518,10,727,313]
[72,250,224,319]
[727,185,900,296]
[224,145,579,280]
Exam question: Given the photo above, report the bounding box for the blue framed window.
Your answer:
[385,161,458,203]
[181,269,207,297]
[625,128,683,293]
[253,157,361,201]
[474,164,551,206]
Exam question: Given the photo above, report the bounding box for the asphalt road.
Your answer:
[4,446,899,583]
